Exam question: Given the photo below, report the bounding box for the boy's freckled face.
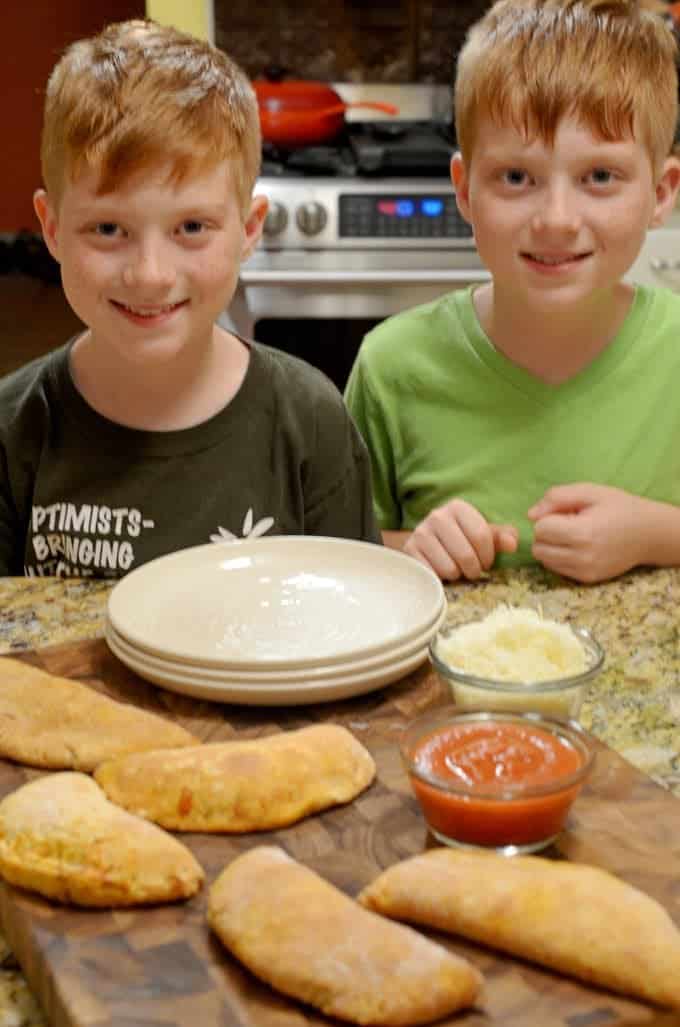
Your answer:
[35,161,265,363]
[453,114,663,310]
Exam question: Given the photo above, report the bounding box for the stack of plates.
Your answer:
[105,536,446,705]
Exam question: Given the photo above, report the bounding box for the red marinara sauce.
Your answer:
[409,719,586,848]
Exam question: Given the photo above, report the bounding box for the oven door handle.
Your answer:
[239,269,491,285]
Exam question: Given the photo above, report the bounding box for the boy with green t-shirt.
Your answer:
[0,20,380,578]
[345,0,680,585]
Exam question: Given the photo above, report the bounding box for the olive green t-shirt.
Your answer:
[345,284,680,566]
[0,339,380,577]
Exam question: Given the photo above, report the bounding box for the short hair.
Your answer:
[40,19,261,216]
[455,0,679,173]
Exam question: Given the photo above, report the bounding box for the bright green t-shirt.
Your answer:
[345,285,680,567]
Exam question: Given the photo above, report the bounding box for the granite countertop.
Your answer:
[0,566,679,1026]
[3,568,677,789]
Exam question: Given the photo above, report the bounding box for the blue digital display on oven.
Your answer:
[338,193,473,239]
[421,198,444,217]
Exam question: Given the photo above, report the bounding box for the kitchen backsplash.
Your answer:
[214,0,491,84]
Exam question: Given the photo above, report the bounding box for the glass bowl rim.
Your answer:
[400,707,597,801]
[429,624,604,693]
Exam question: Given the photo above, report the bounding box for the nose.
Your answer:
[122,238,176,291]
[531,182,581,234]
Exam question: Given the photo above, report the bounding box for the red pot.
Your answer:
[252,79,399,147]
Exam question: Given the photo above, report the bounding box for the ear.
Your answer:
[450,152,473,225]
[33,189,61,263]
[649,155,680,228]
[241,194,269,261]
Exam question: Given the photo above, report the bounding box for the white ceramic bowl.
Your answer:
[106,602,445,683]
[105,623,429,705]
[107,537,445,670]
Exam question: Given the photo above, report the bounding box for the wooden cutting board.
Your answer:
[1,638,680,1027]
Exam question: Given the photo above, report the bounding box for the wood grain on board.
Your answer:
[1,638,680,1027]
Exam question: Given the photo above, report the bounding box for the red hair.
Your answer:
[40,20,261,217]
[455,0,679,174]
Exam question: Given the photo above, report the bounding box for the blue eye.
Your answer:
[588,168,613,185]
[503,168,527,186]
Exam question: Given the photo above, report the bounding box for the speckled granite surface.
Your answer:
[1,569,679,792]
[0,566,679,1025]
[0,578,112,656]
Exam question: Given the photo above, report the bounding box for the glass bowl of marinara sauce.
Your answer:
[400,707,596,855]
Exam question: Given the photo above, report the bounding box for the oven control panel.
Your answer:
[338,193,470,240]
[256,178,476,250]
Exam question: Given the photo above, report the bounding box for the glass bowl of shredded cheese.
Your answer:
[429,605,604,718]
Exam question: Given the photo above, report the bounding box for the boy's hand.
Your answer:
[403,498,518,581]
[529,483,648,583]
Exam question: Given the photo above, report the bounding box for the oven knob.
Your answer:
[263,202,288,237]
[295,201,328,236]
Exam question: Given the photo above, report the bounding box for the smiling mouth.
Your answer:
[522,252,592,266]
[111,300,188,317]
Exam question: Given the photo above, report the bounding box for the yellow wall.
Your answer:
[145,0,213,41]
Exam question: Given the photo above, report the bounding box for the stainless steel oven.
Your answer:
[221,84,490,390]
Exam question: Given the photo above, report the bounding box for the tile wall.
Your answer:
[215,0,491,84]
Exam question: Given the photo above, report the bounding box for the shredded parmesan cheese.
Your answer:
[437,605,588,684]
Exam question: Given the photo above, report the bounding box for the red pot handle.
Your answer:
[265,101,400,119]
[341,101,399,116]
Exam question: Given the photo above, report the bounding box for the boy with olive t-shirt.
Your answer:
[0,20,380,578]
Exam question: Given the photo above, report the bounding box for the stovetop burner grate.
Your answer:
[261,140,357,178]
[260,120,457,179]
[349,121,455,175]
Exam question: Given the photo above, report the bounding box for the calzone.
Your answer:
[0,773,203,907]
[358,847,680,1009]
[208,845,482,1026]
[95,723,375,831]
[0,656,197,770]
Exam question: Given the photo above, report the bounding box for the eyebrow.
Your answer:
[172,203,228,219]
[478,140,637,163]
[69,199,229,220]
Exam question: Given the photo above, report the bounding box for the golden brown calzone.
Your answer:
[358,847,680,1009]
[94,723,375,831]
[0,656,197,770]
[208,845,482,1026]
[0,773,204,907]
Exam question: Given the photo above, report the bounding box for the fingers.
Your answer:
[531,514,589,579]
[531,541,586,581]
[529,482,601,520]
[531,540,606,583]
[532,512,579,548]
[449,501,496,576]
[405,501,514,582]
[404,532,464,581]
[491,523,519,553]
[532,508,607,582]
[405,516,485,580]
